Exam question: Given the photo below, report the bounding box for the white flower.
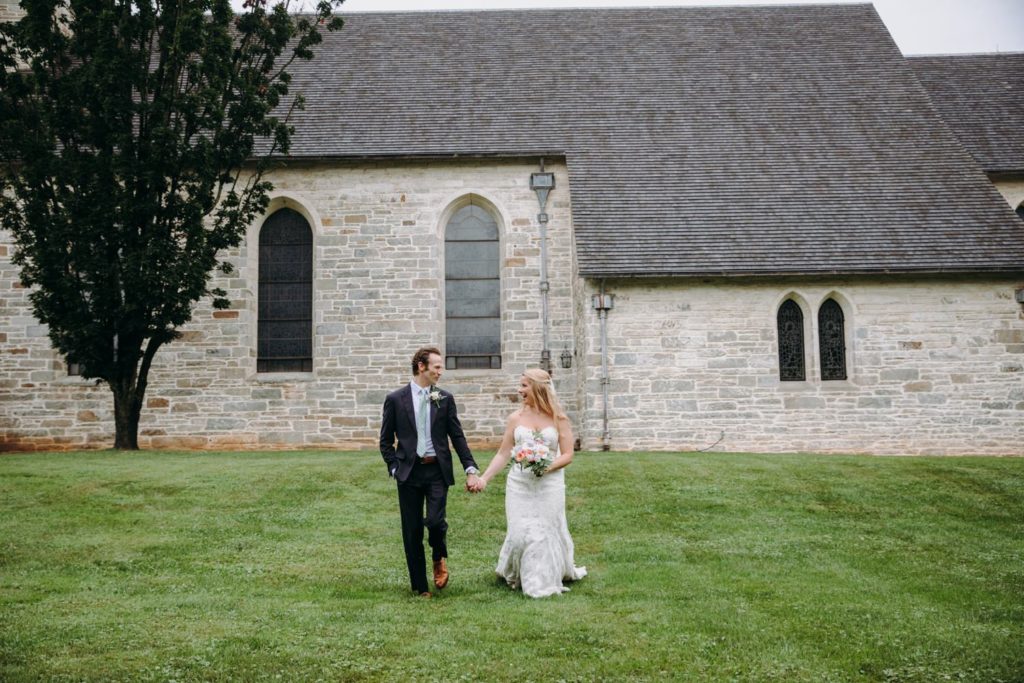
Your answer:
[429,389,443,405]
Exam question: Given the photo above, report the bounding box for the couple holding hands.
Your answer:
[379,346,587,599]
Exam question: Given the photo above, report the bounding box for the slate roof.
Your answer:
[278,4,1024,278]
[909,53,1024,174]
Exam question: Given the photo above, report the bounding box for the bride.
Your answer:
[471,369,587,598]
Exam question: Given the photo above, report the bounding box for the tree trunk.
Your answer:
[112,383,141,450]
[110,337,162,450]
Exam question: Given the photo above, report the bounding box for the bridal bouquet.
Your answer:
[512,431,553,477]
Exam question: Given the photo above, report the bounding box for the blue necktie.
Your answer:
[416,389,429,456]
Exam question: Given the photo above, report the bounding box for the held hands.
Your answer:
[465,474,487,493]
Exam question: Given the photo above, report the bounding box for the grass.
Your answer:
[0,450,1022,682]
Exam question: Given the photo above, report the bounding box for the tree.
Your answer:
[0,0,342,448]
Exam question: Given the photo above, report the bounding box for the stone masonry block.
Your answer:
[880,368,919,382]
[784,396,826,410]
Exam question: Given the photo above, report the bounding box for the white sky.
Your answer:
[261,0,1024,55]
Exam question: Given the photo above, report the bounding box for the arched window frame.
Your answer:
[256,205,314,374]
[817,298,847,381]
[814,292,854,384]
[776,296,810,382]
[440,195,504,371]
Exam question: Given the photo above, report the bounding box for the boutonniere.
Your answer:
[428,387,444,407]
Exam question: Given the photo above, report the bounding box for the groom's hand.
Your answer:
[466,473,482,493]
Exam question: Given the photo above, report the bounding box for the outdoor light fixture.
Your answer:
[591,293,615,311]
[530,171,555,214]
[560,347,573,369]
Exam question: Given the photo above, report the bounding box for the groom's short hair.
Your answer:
[411,346,442,375]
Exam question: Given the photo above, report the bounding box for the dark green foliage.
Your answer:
[0,0,343,447]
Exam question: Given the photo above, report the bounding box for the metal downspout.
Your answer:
[596,280,612,451]
[539,208,550,372]
[530,159,555,372]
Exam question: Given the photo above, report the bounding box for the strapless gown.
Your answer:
[495,426,587,598]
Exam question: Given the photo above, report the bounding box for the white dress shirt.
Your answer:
[410,381,437,458]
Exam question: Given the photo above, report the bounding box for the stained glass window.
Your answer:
[818,298,847,381]
[777,299,805,381]
[445,203,501,370]
[258,208,313,373]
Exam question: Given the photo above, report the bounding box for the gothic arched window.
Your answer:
[777,299,805,381]
[818,298,847,381]
[1016,202,1024,221]
[258,208,313,373]
[445,203,501,369]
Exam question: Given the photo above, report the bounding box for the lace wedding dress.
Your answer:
[495,426,587,598]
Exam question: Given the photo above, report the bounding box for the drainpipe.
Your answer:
[592,281,614,451]
[530,160,555,372]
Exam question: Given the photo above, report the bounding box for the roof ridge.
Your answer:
[907,51,1024,59]
[338,2,875,16]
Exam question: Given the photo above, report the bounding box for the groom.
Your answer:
[379,346,481,597]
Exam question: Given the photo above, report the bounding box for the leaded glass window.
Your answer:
[445,203,500,370]
[777,299,805,381]
[818,298,847,381]
[258,208,313,373]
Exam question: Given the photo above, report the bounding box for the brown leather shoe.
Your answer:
[433,558,449,589]
[419,591,432,599]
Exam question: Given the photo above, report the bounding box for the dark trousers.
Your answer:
[396,460,449,593]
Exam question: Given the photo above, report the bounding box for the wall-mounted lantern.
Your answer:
[530,170,555,214]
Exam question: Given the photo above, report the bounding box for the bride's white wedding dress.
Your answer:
[495,425,587,598]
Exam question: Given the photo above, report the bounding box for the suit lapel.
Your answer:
[430,388,441,427]
[400,384,416,431]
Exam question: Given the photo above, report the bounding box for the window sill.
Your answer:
[773,378,857,391]
[820,379,856,391]
[254,372,315,383]
[443,368,506,379]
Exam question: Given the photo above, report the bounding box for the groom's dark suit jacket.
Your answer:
[379,385,477,487]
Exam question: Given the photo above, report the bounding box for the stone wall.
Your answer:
[576,277,1024,455]
[5,158,1024,455]
[0,0,22,23]
[0,158,578,451]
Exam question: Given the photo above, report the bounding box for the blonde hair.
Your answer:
[522,369,567,421]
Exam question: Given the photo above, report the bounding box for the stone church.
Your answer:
[2,4,1023,454]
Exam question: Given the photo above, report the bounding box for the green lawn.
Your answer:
[0,450,1021,682]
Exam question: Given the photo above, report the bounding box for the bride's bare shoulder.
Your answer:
[506,410,524,426]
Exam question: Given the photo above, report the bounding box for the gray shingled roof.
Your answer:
[278,4,1024,277]
[909,53,1024,174]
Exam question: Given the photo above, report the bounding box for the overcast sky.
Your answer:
[264,0,1024,55]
